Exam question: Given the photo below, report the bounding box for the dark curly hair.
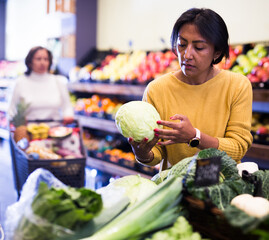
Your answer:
[170,8,229,65]
[25,46,53,75]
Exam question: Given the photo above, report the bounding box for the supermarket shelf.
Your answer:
[0,79,13,88]
[253,89,269,102]
[76,115,119,133]
[69,83,269,103]
[245,143,269,161]
[0,128,9,139]
[0,101,8,112]
[68,82,146,97]
[86,156,152,179]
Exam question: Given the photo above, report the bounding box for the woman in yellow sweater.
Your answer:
[129,8,253,169]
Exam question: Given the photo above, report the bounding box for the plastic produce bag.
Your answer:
[4,168,72,240]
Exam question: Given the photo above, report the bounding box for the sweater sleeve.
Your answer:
[56,75,74,118]
[217,75,253,163]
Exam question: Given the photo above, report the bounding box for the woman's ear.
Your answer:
[214,51,222,61]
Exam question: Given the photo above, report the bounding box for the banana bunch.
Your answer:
[27,123,50,140]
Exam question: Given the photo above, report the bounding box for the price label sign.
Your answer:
[194,156,221,187]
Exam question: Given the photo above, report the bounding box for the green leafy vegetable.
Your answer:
[145,216,204,240]
[15,182,103,240]
[100,175,157,206]
[197,148,239,179]
[64,195,130,239]
[115,101,163,141]
[151,169,170,184]
[253,170,269,199]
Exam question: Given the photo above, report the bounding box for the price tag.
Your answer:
[194,156,221,187]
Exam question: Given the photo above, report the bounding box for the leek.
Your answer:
[80,176,183,240]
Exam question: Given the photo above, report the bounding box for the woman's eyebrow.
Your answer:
[178,35,207,44]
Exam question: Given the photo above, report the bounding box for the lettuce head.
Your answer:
[115,101,162,142]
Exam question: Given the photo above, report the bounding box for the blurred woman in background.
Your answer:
[8,46,74,123]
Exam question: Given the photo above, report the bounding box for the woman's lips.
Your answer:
[183,63,195,69]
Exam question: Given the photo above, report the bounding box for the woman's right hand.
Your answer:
[128,135,159,163]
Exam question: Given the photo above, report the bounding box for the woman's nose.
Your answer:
[184,45,193,59]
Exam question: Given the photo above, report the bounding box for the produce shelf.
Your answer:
[69,83,269,102]
[68,82,146,97]
[245,143,269,161]
[0,102,8,112]
[0,79,12,88]
[86,156,152,179]
[253,89,269,102]
[0,128,9,139]
[75,115,119,133]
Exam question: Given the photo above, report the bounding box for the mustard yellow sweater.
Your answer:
[142,70,253,166]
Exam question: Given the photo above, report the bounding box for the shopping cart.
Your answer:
[9,120,86,198]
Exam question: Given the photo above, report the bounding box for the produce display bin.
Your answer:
[183,195,260,240]
[9,120,86,198]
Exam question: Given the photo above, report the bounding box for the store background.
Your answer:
[1,0,269,231]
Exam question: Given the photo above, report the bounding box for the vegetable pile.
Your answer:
[152,148,269,238]
[15,182,103,240]
[11,148,269,240]
[153,148,254,210]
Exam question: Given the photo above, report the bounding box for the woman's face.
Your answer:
[177,23,218,79]
[30,49,50,74]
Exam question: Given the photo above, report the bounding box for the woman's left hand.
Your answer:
[155,114,196,145]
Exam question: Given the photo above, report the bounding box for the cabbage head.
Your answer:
[115,101,162,142]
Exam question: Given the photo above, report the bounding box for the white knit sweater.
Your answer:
[8,72,74,121]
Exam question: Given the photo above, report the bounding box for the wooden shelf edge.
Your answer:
[245,143,269,161]
[76,115,119,133]
[253,89,269,102]
[68,82,146,97]
[86,156,152,179]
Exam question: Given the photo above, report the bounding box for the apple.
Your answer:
[263,61,269,72]
[164,51,177,61]
[257,68,269,82]
[247,73,259,83]
[233,45,243,55]
[256,126,269,141]
[258,56,269,67]
[251,66,263,76]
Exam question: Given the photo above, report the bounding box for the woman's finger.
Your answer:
[157,139,174,146]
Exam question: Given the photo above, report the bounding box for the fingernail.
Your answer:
[155,133,159,137]
[157,142,161,145]
[144,137,148,142]
[154,128,158,132]
[157,120,161,124]
[128,137,133,142]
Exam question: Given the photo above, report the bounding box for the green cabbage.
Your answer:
[115,101,162,142]
[98,175,157,206]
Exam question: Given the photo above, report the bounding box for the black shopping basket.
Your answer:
[9,120,86,198]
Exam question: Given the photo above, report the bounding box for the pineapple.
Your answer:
[12,100,30,143]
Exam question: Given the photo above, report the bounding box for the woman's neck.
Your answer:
[175,66,220,85]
